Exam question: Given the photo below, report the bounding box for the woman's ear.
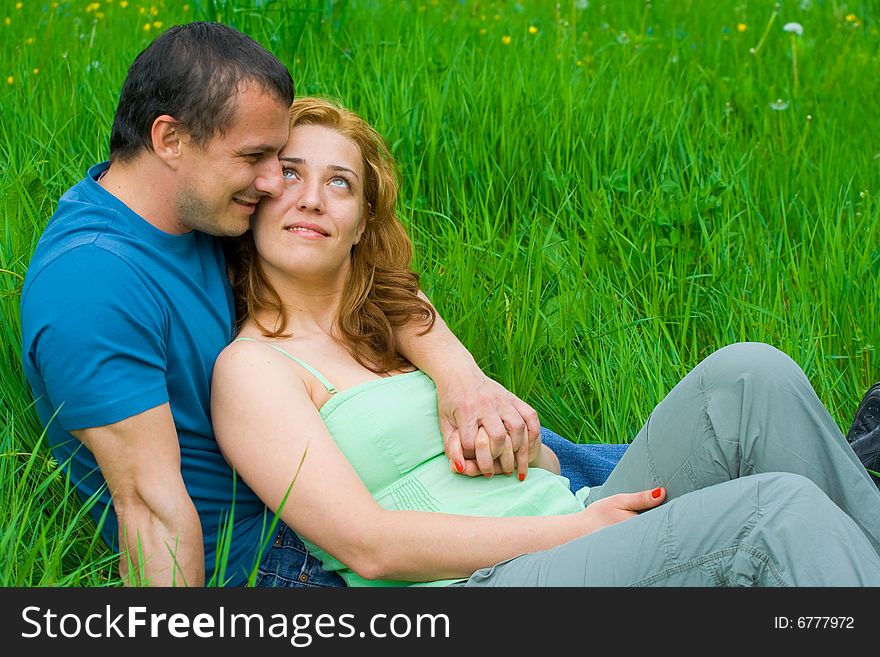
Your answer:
[353,203,370,245]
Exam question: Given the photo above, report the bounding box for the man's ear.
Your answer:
[150,115,184,168]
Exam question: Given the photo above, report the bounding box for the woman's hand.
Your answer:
[579,487,667,534]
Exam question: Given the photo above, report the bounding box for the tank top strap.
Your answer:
[233,337,337,394]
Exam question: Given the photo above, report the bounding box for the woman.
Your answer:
[212,97,880,586]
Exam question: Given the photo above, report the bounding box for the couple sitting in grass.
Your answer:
[21,22,880,587]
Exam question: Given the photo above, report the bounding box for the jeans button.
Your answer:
[299,573,309,583]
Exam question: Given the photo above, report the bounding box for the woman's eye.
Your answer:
[329,177,350,189]
[281,168,298,180]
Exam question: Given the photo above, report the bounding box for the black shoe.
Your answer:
[847,382,880,442]
[846,383,880,480]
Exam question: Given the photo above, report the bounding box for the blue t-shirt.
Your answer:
[20,162,274,586]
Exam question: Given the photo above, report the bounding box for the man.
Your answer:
[21,22,621,587]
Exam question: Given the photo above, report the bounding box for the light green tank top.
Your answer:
[235,338,583,586]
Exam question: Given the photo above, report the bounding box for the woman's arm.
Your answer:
[395,292,540,481]
[211,342,662,582]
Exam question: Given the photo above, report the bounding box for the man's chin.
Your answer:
[195,215,251,238]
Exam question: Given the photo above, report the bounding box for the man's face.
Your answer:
[175,84,290,237]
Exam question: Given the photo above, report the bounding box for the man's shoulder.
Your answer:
[27,173,122,268]
[23,232,141,300]
[20,230,157,332]
[24,171,159,302]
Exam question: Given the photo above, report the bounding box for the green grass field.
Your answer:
[1,0,878,585]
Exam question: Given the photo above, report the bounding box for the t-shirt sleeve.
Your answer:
[25,247,169,431]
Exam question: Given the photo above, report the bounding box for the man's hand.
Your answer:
[435,367,541,480]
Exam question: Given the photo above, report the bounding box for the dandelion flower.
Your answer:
[502,35,511,45]
[119,0,128,6]
[15,2,22,8]
[783,23,803,94]
[153,21,163,29]
[846,13,857,22]
[479,27,486,35]
[4,17,11,25]
[143,22,151,30]
[528,25,538,34]
[6,76,13,85]
[33,68,39,75]
[737,23,747,32]
[770,98,789,110]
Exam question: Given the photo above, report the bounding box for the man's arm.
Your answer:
[396,292,541,480]
[73,403,204,586]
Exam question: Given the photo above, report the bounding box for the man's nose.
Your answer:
[254,158,284,198]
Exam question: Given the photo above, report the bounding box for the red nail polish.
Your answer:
[518,473,526,482]
[651,487,662,499]
[454,461,464,473]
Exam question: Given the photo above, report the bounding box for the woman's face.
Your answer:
[251,123,367,283]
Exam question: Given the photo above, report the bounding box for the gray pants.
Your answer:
[464,342,880,586]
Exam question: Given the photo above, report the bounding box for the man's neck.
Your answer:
[98,158,188,235]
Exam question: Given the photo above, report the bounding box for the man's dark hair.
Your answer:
[109,21,294,162]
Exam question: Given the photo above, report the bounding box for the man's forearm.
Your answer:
[396,291,481,378]
[73,406,205,586]
[117,497,204,586]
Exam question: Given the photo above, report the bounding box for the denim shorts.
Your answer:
[253,522,346,588]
